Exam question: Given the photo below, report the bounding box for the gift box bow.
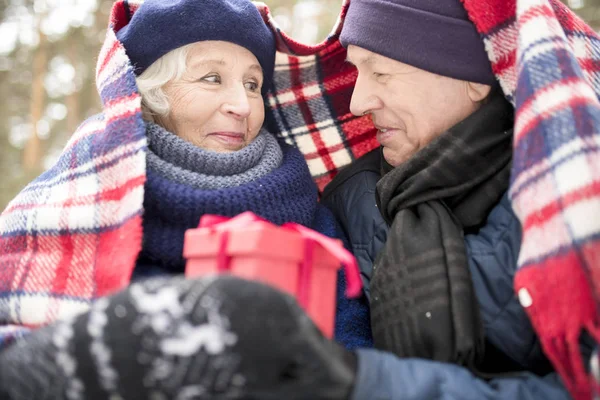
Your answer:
[197,212,363,302]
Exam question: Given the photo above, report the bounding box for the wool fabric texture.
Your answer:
[115,0,276,92]
[372,92,513,369]
[339,0,495,85]
[145,122,283,190]
[310,205,374,350]
[138,141,318,271]
[3,1,600,397]
[136,127,373,349]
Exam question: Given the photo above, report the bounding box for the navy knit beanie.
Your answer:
[116,0,276,93]
[340,0,495,85]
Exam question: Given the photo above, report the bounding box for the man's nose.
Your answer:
[349,74,379,116]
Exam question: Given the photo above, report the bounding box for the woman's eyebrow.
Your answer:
[189,59,262,74]
[248,64,263,74]
[189,59,226,69]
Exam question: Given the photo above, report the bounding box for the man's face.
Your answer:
[346,45,489,167]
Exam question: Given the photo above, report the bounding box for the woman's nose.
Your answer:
[222,85,251,119]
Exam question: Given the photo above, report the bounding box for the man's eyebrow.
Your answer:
[345,54,377,66]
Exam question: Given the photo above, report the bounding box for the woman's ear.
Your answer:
[465,81,492,103]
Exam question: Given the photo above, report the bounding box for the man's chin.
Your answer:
[382,146,406,168]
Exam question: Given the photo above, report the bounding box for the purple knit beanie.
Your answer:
[340,0,495,85]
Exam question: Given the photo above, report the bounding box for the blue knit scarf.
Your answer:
[145,122,284,190]
[135,129,318,275]
[134,124,372,349]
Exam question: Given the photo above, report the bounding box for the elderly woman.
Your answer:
[0,0,371,398]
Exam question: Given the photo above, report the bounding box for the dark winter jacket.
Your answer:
[322,149,588,399]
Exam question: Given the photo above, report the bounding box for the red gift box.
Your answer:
[183,212,362,338]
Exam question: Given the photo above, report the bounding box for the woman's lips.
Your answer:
[208,132,245,145]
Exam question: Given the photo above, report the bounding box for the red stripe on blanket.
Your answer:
[519,4,555,25]
[18,211,142,299]
[98,40,120,77]
[14,214,143,299]
[21,235,75,293]
[45,235,76,322]
[303,127,377,161]
[105,94,141,124]
[288,56,337,179]
[3,174,145,214]
[491,49,516,77]
[98,175,146,202]
[50,155,80,305]
[322,70,358,94]
[550,0,597,35]
[270,70,357,109]
[579,58,600,74]
[517,95,592,143]
[94,215,143,296]
[514,254,600,400]
[521,179,600,231]
[461,0,516,35]
[339,112,379,159]
[110,0,129,33]
[315,176,330,192]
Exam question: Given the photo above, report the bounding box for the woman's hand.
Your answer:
[0,276,357,400]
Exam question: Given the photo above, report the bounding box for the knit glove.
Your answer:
[0,275,357,400]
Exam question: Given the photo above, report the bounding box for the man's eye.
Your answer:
[201,74,221,83]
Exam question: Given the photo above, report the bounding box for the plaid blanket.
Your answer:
[0,0,599,397]
[458,0,600,398]
[0,0,147,345]
[262,1,600,397]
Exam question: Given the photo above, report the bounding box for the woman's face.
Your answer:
[157,41,265,152]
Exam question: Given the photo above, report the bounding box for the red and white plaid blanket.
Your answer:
[262,1,600,397]
[0,0,599,397]
[461,1,600,398]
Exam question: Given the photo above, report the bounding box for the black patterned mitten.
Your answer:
[0,275,356,400]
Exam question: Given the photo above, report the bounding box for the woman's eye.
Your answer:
[201,74,221,84]
[245,80,260,92]
[373,72,386,79]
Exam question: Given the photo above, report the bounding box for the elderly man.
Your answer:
[322,0,593,398]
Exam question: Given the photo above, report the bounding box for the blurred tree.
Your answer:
[24,14,47,172]
[0,0,110,209]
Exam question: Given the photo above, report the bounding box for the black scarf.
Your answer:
[371,92,514,369]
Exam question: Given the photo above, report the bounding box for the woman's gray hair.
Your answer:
[135,44,192,121]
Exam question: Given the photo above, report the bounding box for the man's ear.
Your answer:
[465,81,492,102]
